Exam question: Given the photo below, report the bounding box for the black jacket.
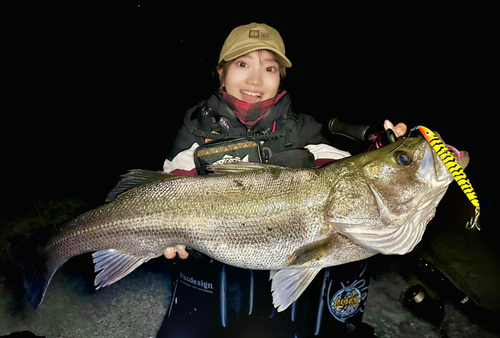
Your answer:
[159,93,371,338]
[168,92,328,165]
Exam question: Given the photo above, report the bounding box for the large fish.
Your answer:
[19,133,467,311]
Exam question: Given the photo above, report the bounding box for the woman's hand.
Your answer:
[384,120,407,138]
[163,120,406,261]
[164,245,190,259]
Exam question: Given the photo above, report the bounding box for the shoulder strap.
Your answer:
[189,114,298,143]
[185,99,302,150]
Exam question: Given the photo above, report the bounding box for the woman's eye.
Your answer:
[266,66,277,72]
[237,61,247,68]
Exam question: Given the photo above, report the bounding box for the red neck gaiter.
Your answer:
[221,90,287,128]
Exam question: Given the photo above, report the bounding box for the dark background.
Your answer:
[1,6,498,336]
[3,6,495,227]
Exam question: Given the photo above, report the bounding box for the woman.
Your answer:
[158,23,406,337]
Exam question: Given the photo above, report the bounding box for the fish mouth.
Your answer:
[335,140,468,256]
[446,144,470,169]
[419,142,469,184]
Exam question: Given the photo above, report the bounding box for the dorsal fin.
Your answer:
[105,169,179,202]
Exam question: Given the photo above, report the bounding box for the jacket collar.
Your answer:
[200,91,291,134]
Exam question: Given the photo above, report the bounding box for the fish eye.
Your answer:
[394,152,412,166]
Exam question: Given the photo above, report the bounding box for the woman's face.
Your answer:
[219,50,280,103]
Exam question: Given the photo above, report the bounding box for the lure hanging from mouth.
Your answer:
[418,126,480,230]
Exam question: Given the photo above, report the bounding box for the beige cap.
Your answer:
[219,23,292,68]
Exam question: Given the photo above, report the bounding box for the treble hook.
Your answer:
[466,207,481,231]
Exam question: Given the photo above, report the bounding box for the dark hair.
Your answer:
[215,50,287,92]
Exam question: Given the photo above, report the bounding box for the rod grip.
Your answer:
[328,118,376,142]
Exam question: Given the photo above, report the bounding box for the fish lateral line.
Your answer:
[16,130,470,311]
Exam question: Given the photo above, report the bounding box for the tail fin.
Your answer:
[11,232,67,309]
[20,255,67,308]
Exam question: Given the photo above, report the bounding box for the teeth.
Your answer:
[241,90,262,97]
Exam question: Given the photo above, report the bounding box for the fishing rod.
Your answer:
[328,118,399,148]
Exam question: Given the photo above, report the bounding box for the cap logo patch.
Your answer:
[249,30,272,39]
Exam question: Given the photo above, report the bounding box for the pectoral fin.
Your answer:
[92,250,151,289]
[270,267,322,312]
[269,237,340,311]
[285,236,340,267]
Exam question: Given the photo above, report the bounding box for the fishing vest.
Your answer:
[185,102,315,174]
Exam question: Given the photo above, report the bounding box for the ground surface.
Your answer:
[1,193,499,338]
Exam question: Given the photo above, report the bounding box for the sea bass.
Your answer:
[20,134,466,311]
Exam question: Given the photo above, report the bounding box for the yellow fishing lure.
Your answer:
[418,126,480,230]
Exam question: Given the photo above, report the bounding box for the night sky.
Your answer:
[4,9,494,229]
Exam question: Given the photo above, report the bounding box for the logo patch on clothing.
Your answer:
[249,30,272,39]
[327,279,369,322]
[179,271,214,294]
[330,286,361,320]
[218,117,230,130]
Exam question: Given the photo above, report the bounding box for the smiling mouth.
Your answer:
[241,90,262,103]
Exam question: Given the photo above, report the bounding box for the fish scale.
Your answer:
[20,135,460,312]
